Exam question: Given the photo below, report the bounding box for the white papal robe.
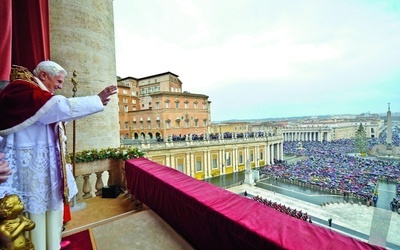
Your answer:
[0,78,105,250]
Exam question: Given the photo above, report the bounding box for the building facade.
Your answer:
[139,134,284,180]
[278,118,384,142]
[118,72,211,141]
[209,122,249,135]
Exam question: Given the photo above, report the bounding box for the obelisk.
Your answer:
[387,103,392,148]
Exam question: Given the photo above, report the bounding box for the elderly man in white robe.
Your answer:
[0,61,117,250]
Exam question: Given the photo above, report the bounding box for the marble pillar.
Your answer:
[50,0,120,152]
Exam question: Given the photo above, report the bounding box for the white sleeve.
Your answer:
[38,95,104,124]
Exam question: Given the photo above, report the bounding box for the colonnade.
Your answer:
[144,137,283,179]
[282,129,331,142]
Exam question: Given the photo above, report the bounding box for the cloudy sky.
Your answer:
[113,0,400,121]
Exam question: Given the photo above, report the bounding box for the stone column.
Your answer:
[233,147,238,172]
[218,149,225,175]
[207,151,211,178]
[165,154,171,167]
[203,151,208,178]
[50,0,119,152]
[170,155,175,169]
[189,153,194,177]
[271,144,275,163]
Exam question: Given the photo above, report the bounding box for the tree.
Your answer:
[354,123,368,156]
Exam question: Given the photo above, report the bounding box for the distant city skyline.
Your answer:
[113,0,400,121]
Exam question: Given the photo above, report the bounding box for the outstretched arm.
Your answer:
[37,85,117,125]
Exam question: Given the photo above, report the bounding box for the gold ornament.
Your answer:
[0,194,35,250]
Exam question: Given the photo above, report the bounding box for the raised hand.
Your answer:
[98,85,117,106]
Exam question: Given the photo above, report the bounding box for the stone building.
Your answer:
[117,72,210,141]
[209,122,249,135]
[277,117,383,142]
[139,133,284,180]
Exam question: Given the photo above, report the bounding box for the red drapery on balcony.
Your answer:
[0,0,49,82]
[125,158,384,250]
[0,1,12,81]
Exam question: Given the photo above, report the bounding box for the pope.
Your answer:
[0,61,117,250]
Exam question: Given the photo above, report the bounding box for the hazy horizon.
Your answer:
[113,1,400,121]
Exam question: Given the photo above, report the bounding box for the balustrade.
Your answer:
[74,159,125,200]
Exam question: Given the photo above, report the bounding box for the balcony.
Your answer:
[64,159,194,249]
[62,159,397,249]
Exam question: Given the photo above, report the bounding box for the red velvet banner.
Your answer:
[125,158,384,250]
[12,0,50,72]
[0,0,12,81]
[0,0,50,82]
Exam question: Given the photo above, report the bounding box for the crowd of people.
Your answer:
[166,131,273,142]
[260,127,400,209]
[252,195,312,223]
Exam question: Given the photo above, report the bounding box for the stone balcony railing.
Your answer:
[72,134,283,200]
[73,159,126,200]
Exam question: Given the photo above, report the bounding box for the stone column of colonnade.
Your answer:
[50,1,119,152]
[218,150,222,175]
[255,147,259,167]
[244,147,249,167]
[270,144,275,163]
[190,153,195,177]
[284,131,328,142]
[203,151,209,179]
[185,153,190,176]
[207,151,211,179]
[233,148,238,172]
[276,143,281,161]
[166,154,171,167]
[221,149,226,175]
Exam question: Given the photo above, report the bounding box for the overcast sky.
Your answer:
[113,0,400,122]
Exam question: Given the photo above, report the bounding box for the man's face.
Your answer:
[39,71,65,94]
